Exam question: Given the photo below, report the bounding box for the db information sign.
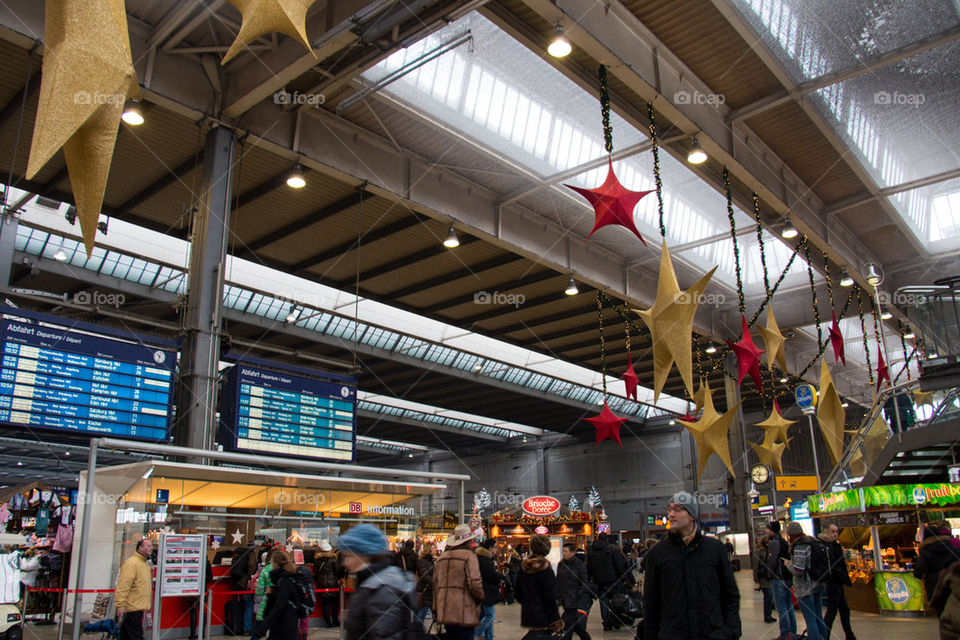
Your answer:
[349,502,362,514]
[522,496,561,517]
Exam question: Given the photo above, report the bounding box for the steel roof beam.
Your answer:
[290,215,424,272]
[824,167,960,216]
[361,249,521,299]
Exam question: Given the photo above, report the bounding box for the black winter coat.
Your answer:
[764,535,792,585]
[258,568,300,640]
[557,556,591,611]
[344,562,416,640]
[587,539,627,585]
[915,534,960,599]
[394,547,419,573]
[643,529,741,640]
[415,555,435,609]
[314,551,341,591]
[515,557,561,629]
[476,548,502,606]
[818,536,851,586]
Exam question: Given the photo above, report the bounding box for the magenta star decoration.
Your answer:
[585,402,627,447]
[875,347,890,392]
[565,157,653,244]
[621,353,639,401]
[829,311,846,365]
[727,314,765,392]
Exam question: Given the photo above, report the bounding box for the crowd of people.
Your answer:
[109,499,960,640]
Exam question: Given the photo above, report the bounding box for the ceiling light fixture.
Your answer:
[53,242,67,262]
[547,23,571,58]
[864,262,883,287]
[881,311,893,320]
[565,276,579,296]
[841,402,849,408]
[705,343,717,354]
[443,225,459,248]
[285,305,300,324]
[121,99,144,126]
[781,216,798,239]
[286,163,306,189]
[779,377,788,383]
[686,137,707,164]
[840,269,854,287]
[904,329,915,339]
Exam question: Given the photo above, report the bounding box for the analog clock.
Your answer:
[751,464,770,484]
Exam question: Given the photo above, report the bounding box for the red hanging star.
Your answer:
[727,314,765,393]
[585,402,627,447]
[565,157,653,244]
[829,311,846,365]
[621,353,639,401]
[875,347,890,392]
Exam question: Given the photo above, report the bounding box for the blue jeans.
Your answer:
[242,593,254,634]
[797,588,827,640]
[475,604,495,640]
[771,579,796,639]
[414,605,431,624]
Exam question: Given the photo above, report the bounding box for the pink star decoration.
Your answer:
[621,353,639,401]
[565,157,653,244]
[585,402,627,447]
[829,311,846,365]
[727,314,765,393]
[875,347,890,392]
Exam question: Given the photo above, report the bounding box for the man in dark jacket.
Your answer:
[394,538,419,574]
[643,491,740,640]
[558,543,591,640]
[475,540,501,640]
[820,523,856,640]
[515,535,563,635]
[587,532,628,630]
[915,522,960,601]
[764,520,796,640]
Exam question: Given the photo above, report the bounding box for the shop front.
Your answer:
[488,495,601,554]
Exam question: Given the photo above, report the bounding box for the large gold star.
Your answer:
[27,0,139,257]
[846,414,889,477]
[692,378,707,413]
[754,399,796,444]
[750,431,789,475]
[757,307,787,371]
[633,240,717,402]
[816,359,846,466]
[678,380,741,479]
[913,389,936,407]
[222,0,317,64]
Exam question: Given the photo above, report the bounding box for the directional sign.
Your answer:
[794,384,818,411]
[776,475,819,491]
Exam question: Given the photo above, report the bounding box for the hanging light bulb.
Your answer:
[547,23,571,58]
[686,137,707,164]
[840,269,854,287]
[286,163,306,189]
[779,377,788,384]
[285,305,300,324]
[443,225,459,248]
[564,276,578,296]
[781,216,798,239]
[904,329,915,339]
[864,262,883,287]
[704,343,718,354]
[121,99,144,125]
[880,311,893,320]
[53,241,67,262]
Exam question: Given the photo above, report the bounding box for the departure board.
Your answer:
[0,317,176,440]
[219,364,356,462]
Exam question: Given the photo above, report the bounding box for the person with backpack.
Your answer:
[557,542,592,640]
[515,534,564,638]
[932,560,960,640]
[752,537,775,624]
[338,525,417,640]
[255,551,302,640]
[786,521,828,640]
[916,522,960,603]
[250,548,277,640]
[764,521,796,640]
[587,532,627,630]
[819,523,856,640]
[230,543,259,635]
[475,538,501,640]
[415,541,436,624]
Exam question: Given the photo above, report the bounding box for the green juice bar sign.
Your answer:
[809,489,862,515]
[810,482,960,516]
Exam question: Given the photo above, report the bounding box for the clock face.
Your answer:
[751,464,769,484]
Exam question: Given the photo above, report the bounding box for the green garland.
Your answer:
[753,193,770,297]
[599,65,612,154]
[897,321,912,381]
[722,167,745,314]
[597,291,607,396]
[856,287,874,387]
[646,103,665,238]
[803,237,823,347]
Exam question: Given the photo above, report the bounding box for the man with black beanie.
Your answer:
[764,520,796,640]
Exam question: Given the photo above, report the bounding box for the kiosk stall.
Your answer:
[488,496,601,552]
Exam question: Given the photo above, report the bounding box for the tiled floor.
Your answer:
[20,572,940,640]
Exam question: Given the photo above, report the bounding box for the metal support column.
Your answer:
[536,439,547,494]
[723,363,750,535]
[0,213,19,287]
[459,480,465,523]
[173,125,235,455]
[69,440,98,640]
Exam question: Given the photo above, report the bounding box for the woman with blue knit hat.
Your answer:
[338,524,417,640]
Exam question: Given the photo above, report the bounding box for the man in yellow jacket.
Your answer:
[115,538,154,640]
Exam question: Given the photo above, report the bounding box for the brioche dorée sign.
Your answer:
[522,496,561,517]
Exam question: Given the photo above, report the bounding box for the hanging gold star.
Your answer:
[678,380,741,479]
[846,414,889,477]
[913,389,936,407]
[749,431,789,475]
[754,399,796,444]
[27,0,139,258]
[222,0,317,64]
[692,378,707,413]
[757,307,787,371]
[816,359,846,466]
[633,240,717,402]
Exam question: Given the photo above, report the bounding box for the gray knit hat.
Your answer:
[669,491,699,519]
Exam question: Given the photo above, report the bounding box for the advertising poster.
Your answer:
[874,572,924,613]
[159,534,206,597]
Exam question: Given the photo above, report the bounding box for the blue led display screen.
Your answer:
[219,365,356,462]
[0,317,176,440]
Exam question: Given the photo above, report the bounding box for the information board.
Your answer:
[0,316,176,441]
[158,533,206,597]
[219,364,356,462]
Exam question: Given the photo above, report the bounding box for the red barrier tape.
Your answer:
[217,588,340,595]
[26,588,115,593]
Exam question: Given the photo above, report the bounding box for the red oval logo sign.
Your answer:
[522,496,561,516]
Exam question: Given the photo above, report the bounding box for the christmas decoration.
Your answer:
[621,353,639,401]
[847,414,889,477]
[585,402,627,447]
[27,0,140,257]
[727,314,765,392]
[913,389,935,407]
[586,486,602,510]
[222,0,316,64]
[473,488,492,515]
[829,311,846,365]
[633,240,717,401]
[754,399,796,444]
[816,359,846,466]
[678,380,741,479]
[599,65,612,154]
[749,432,788,475]
[565,157,653,243]
[722,168,745,314]
[875,348,890,392]
[856,287,874,387]
[231,528,245,544]
[752,193,771,296]
[646,103,666,238]
[568,495,580,511]
[757,307,787,371]
[692,381,707,414]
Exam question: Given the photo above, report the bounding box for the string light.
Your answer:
[597,291,607,397]
[749,241,802,327]
[823,251,835,309]
[646,103,666,238]
[803,237,822,348]
[599,65,612,154]
[753,193,770,297]
[723,167,744,314]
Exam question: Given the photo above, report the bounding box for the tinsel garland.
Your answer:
[599,65,612,154]
[753,193,770,297]
[869,293,885,390]
[647,103,666,238]
[722,167,745,314]
[823,252,835,308]
[803,237,823,347]
[597,291,607,396]
[897,321,912,381]
[856,287,874,387]
[748,240,803,326]
[796,288,856,378]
